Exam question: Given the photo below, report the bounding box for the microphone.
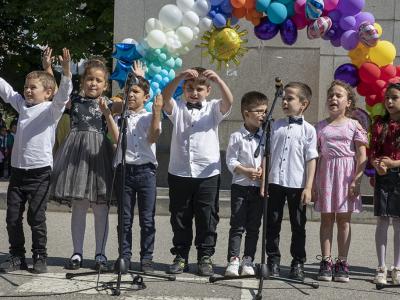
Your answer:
[275,77,283,89]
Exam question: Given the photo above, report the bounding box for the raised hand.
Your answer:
[133,60,146,77]
[42,47,53,72]
[152,94,163,114]
[59,48,71,77]
[98,97,111,116]
[179,69,199,81]
[203,69,221,83]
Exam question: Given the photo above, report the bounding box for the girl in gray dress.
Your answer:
[51,58,114,270]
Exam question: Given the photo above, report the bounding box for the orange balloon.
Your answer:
[245,9,253,21]
[244,0,255,9]
[231,0,246,8]
[233,7,246,18]
[251,17,261,26]
[251,9,263,18]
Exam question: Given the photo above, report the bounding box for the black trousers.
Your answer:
[168,173,220,260]
[266,184,307,264]
[6,166,52,257]
[227,184,263,261]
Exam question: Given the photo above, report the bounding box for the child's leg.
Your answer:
[320,213,335,257]
[136,166,157,261]
[375,216,390,267]
[243,186,263,260]
[286,187,307,264]
[227,184,248,261]
[71,200,90,255]
[92,203,109,256]
[168,173,195,259]
[392,217,400,268]
[193,175,220,260]
[6,170,28,257]
[266,184,287,265]
[336,212,352,259]
[26,167,52,258]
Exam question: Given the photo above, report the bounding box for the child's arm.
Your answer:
[301,158,316,205]
[379,156,400,169]
[234,165,262,181]
[0,77,24,113]
[133,60,146,77]
[349,141,367,198]
[147,94,163,144]
[99,98,119,144]
[162,69,197,115]
[203,69,233,115]
[42,47,54,76]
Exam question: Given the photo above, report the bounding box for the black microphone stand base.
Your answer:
[65,258,176,296]
[376,283,400,290]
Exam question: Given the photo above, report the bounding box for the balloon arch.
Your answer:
[111,0,397,120]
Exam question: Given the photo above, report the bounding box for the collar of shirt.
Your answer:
[126,108,147,117]
[240,125,263,140]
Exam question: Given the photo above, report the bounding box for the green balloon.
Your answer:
[371,103,385,117]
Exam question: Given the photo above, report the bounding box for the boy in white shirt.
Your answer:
[162,67,233,276]
[225,91,268,277]
[101,73,163,274]
[0,48,72,273]
[266,82,318,281]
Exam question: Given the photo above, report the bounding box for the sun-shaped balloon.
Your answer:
[200,19,248,70]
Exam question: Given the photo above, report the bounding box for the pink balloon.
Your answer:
[324,0,339,11]
[294,0,306,14]
[292,14,308,30]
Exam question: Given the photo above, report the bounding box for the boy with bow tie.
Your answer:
[266,82,318,281]
[162,67,233,276]
[224,91,268,277]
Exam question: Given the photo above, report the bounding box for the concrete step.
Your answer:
[0,181,377,224]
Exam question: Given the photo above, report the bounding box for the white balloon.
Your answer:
[176,0,195,12]
[147,30,167,49]
[192,0,210,17]
[182,11,200,28]
[198,17,212,32]
[192,26,200,37]
[176,26,194,44]
[159,4,183,29]
[145,18,164,33]
[120,38,137,44]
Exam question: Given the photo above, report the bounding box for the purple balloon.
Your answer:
[355,11,375,29]
[338,0,365,16]
[339,15,356,31]
[254,16,280,40]
[326,23,343,40]
[328,10,342,22]
[364,167,375,177]
[280,18,298,45]
[334,63,360,87]
[340,29,359,50]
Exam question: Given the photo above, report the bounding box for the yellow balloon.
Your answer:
[374,22,382,38]
[348,43,369,67]
[369,40,396,67]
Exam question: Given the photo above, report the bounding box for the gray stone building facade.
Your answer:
[114,0,400,192]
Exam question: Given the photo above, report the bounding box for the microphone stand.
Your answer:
[66,72,176,296]
[209,78,319,299]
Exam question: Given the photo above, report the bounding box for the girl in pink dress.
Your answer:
[314,80,368,283]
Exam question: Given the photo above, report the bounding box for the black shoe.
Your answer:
[267,262,280,277]
[0,255,28,273]
[197,256,214,276]
[168,255,189,274]
[140,259,154,273]
[113,257,130,274]
[94,254,109,271]
[64,253,83,270]
[317,257,333,281]
[32,254,48,274]
[289,262,305,281]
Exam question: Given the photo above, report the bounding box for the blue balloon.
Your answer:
[280,18,297,45]
[110,60,132,88]
[210,0,224,5]
[220,0,233,15]
[267,2,287,24]
[112,43,142,63]
[254,16,279,40]
[256,0,271,13]
[213,13,227,28]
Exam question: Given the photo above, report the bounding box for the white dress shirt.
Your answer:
[166,99,231,178]
[268,117,318,188]
[226,126,264,187]
[114,109,160,167]
[0,75,72,169]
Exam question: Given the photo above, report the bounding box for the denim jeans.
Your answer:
[116,163,156,261]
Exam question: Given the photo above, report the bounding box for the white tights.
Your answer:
[71,200,109,257]
[375,216,400,268]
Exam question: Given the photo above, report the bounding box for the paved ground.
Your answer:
[1,208,400,300]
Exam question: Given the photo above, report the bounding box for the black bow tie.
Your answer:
[186,102,202,110]
[288,116,303,125]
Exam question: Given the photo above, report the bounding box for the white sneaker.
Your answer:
[392,266,400,284]
[241,256,255,276]
[373,266,387,284]
[225,257,240,277]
